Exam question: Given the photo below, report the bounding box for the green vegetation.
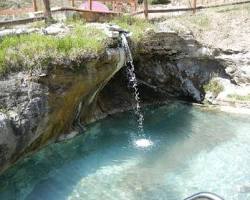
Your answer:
[111,15,154,41]
[0,0,33,9]
[0,2,8,9]
[0,15,154,75]
[30,20,47,29]
[203,80,224,96]
[65,14,86,25]
[0,23,106,75]
[227,94,250,101]
[0,0,16,9]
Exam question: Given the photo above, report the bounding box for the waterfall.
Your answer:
[120,33,153,148]
[120,34,144,135]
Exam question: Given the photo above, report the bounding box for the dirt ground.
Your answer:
[153,3,250,51]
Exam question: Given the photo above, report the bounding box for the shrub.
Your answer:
[203,80,224,96]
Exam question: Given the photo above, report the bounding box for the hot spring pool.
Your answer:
[0,103,250,200]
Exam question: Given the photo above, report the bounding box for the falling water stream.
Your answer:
[121,34,144,133]
[120,34,153,148]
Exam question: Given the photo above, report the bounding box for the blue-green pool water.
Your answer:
[0,103,250,200]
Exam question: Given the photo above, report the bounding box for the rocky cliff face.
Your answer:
[0,48,125,173]
[134,31,230,102]
[0,72,48,170]
[92,30,250,121]
[94,31,230,117]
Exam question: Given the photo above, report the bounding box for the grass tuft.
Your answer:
[0,24,106,75]
[0,16,154,75]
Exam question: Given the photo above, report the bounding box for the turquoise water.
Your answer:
[0,103,250,200]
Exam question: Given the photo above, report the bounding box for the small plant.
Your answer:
[227,94,250,101]
[203,80,224,96]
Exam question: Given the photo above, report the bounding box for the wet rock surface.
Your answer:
[0,48,125,173]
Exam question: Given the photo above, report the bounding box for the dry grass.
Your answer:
[157,3,250,51]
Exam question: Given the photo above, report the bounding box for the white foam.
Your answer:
[133,138,153,148]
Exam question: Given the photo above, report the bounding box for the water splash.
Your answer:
[120,33,144,135]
